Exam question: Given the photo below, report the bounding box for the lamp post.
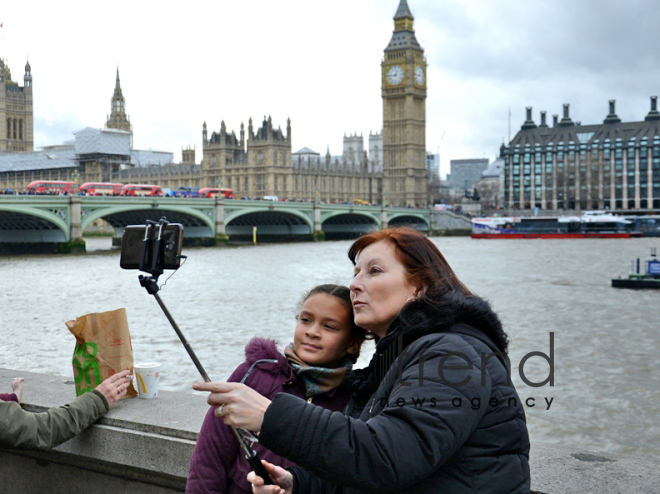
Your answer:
[71,169,81,194]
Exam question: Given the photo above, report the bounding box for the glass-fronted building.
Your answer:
[503,97,660,211]
[449,158,489,193]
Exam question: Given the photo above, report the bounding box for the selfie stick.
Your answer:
[135,218,273,485]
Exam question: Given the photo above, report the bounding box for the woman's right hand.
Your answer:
[248,460,293,494]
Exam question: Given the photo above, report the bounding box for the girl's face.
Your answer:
[350,240,418,337]
[293,293,359,368]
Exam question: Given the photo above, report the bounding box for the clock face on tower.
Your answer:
[387,65,404,85]
[415,65,425,85]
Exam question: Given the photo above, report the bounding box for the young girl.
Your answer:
[186,284,367,494]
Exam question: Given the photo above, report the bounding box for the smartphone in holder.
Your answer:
[120,222,184,271]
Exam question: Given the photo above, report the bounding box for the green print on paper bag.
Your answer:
[73,342,101,396]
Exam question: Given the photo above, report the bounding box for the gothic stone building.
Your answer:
[503,98,660,211]
[0,58,33,153]
[200,116,382,204]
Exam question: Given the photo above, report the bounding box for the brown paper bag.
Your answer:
[66,308,137,398]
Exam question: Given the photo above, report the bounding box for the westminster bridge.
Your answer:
[0,196,471,251]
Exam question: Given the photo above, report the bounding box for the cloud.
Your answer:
[33,112,84,148]
[4,0,659,178]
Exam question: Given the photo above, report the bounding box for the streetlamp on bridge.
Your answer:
[71,169,81,193]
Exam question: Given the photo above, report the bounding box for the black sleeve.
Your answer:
[288,466,336,494]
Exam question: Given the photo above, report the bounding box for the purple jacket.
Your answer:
[186,338,350,494]
[0,394,18,403]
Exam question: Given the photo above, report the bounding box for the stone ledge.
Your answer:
[2,367,659,493]
[0,367,208,440]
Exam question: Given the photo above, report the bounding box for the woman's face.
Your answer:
[350,240,418,337]
[293,293,358,368]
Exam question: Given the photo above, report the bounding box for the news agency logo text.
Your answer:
[389,332,555,410]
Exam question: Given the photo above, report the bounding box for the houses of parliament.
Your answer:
[0,0,429,206]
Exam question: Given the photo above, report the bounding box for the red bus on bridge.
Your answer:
[27,181,78,195]
[80,182,124,196]
[198,187,235,199]
[118,184,163,197]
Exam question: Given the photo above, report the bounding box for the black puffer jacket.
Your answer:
[259,292,531,493]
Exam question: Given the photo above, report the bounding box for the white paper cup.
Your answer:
[134,362,161,399]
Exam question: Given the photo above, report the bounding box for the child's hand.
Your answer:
[12,378,25,404]
[247,460,293,494]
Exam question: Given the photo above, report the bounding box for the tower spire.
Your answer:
[385,0,421,52]
[106,67,131,133]
[113,67,124,103]
[394,0,414,21]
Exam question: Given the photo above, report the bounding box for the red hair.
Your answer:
[348,227,472,299]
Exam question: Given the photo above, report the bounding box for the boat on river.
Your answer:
[472,212,640,239]
[622,215,660,237]
[612,248,660,289]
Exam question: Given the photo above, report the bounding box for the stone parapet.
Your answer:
[1,367,658,493]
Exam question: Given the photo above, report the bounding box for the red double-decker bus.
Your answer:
[80,182,124,196]
[27,181,78,195]
[198,187,235,199]
[118,184,163,197]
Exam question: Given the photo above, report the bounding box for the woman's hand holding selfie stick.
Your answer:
[192,381,273,485]
[152,310,273,485]
[192,382,271,430]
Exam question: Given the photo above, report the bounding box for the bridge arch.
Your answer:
[0,206,70,242]
[321,209,381,226]
[82,205,215,237]
[225,209,313,240]
[387,213,431,230]
[321,212,380,240]
[226,208,313,230]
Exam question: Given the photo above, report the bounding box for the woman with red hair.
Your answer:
[195,227,530,493]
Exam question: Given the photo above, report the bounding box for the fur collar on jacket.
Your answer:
[397,291,508,353]
[244,337,290,374]
[348,291,508,406]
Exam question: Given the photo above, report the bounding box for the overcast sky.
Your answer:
[2,0,659,178]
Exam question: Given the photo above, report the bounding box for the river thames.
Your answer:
[1,236,658,459]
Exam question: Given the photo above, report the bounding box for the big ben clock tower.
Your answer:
[382,0,427,207]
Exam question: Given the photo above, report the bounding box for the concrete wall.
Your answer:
[432,210,472,230]
[2,367,658,493]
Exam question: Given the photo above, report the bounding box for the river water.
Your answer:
[1,236,659,459]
